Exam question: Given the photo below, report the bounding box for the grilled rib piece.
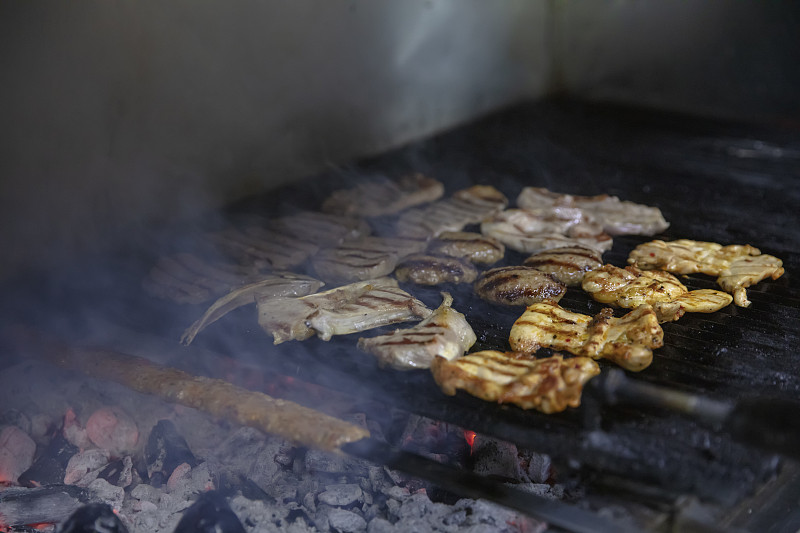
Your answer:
[257,278,432,344]
[311,236,427,283]
[394,254,478,286]
[357,293,476,370]
[395,185,508,239]
[474,266,566,306]
[431,351,600,413]
[523,245,603,286]
[581,265,732,322]
[427,231,506,265]
[180,273,325,345]
[628,239,784,307]
[517,187,670,236]
[509,302,663,371]
[321,173,445,217]
[480,208,613,254]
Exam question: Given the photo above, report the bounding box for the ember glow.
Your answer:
[464,430,477,449]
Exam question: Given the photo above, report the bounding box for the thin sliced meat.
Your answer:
[427,231,505,265]
[311,237,427,283]
[322,173,445,217]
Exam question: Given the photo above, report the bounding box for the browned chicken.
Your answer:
[474,266,567,306]
[523,245,603,286]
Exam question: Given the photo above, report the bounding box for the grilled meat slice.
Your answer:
[427,231,506,265]
[474,266,566,306]
[257,277,432,344]
[321,173,445,217]
[628,239,784,307]
[431,351,600,413]
[523,245,603,286]
[481,208,613,254]
[357,293,476,370]
[395,185,508,239]
[311,236,427,283]
[180,273,325,345]
[267,211,371,247]
[654,289,735,323]
[206,227,320,270]
[509,302,663,371]
[517,187,670,236]
[394,254,478,286]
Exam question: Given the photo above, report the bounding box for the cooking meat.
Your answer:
[581,264,732,322]
[180,273,325,345]
[431,351,600,414]
[394,254,478,285]
[395,185,508,239]
[509,301,663,371]
[267,210,372,247]
[517,187,670,236]
[357,293,476,370]
[480,208,613,254]
[321,173,445,217]
[257,277,432,344]
[523,245,603,286]
[628,239,784,307]
[474,266,566,306]
[427,231,506,264]
[206,227,320,270]
[311,236,427,283]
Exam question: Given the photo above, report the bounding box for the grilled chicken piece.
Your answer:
[180,273,325,345]
[509,302,663,371]
[481,208,613,254]
[431,351,600,413]
[206,227,320,270]
[394,254,478,286]
[395,185,508,239]
[628,239,784,307]
[257,277,432,344]
[523,245,603,286]
[321,173,445,217]
[357,293,476,370]
[474,266,566,306]
[312,237,427,283]
[427,231,506,265]
[581,265,732,322]
[517,187,670,236]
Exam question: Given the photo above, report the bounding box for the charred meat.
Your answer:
[474,266,566,306]
[523,245,603,286]
[321,173,444,217]
[311,236,427,283]
[427,231,506,265]
[394,254,478,286]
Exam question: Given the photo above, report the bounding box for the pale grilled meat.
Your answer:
[394,254,478,286]
[509,301,663,371]
[321,173,445,217]
[258,277,432,344]
[628,239,784,307]
[357,293,476,370]
[206,227,320,270]
[267,211,371,247]
[517,187,670,236]
[474,266,566,306]
[427,231,506,265]
[581,264,732,322]
[480,208,613,254]
[431,351,600,414]
[523,245,603,286]
[311,236,427,283]
[395,185,508,239]
[180,273,325,345]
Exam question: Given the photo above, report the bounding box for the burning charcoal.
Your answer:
[144,420,197,489]
[95,456,132,488]
[62,410,92,452]
[19,434,79,488]
[525,452,552,484]
[0,425,36,484]
[1,410,32,435]
[56,502,128,533]
[64,449,110,487]
[85,479,124,514]
[173,491,245,533]
[322,507,366,533]
[471,435,522,481]
[85,407,138,458]
[0,485,95,528]
[317,483,363,507]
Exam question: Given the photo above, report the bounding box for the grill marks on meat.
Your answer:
[517,187,670,236]
[321,173,445,217]
[427,231,506,265]
[509,302,663,371]
[628,239,784,307]
[311,237,427,283]
[480,208,613,254]
[523,245,603,286]
[395,185,508,239]
[431,351,600,414]
[357,293,477,370]
[257,277,432,344]
[207,227,320,270]
[474,266,566,306]
[394,254,478,286]
[268,211,372,247]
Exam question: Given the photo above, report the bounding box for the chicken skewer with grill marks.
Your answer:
[357,293,476,370]
[431,351,600,414]
[581,264,733,322]
[321,173,445,217]
[523,245,603,286]
[628,239,784,307]
[509,301,663,372]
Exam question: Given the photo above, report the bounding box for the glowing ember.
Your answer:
[464,430,477,448]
